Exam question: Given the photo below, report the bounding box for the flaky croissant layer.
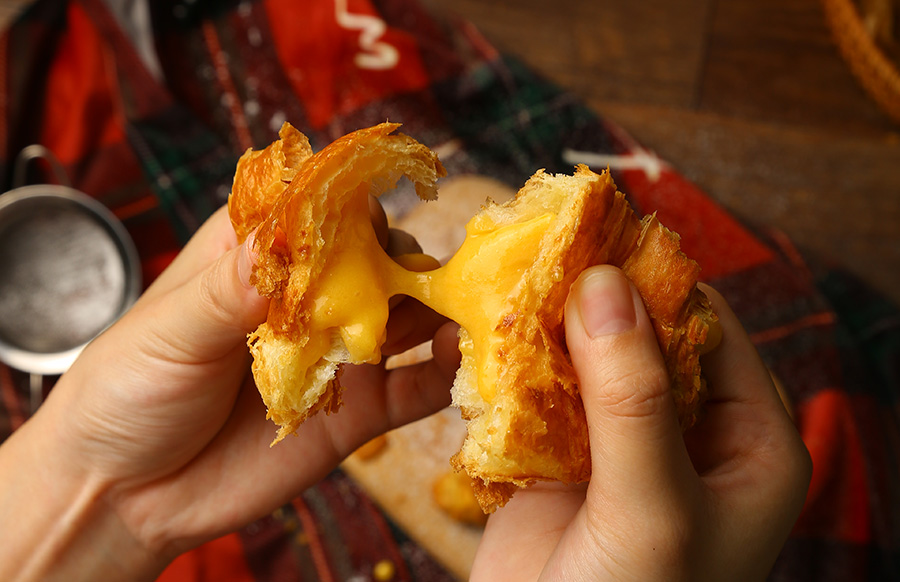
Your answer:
[228,123,717,512]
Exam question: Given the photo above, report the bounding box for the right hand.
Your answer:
[471,265,812,581]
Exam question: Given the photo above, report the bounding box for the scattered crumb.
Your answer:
[432,471,488,527]
[353,434,389,460]
[373,558,396,581]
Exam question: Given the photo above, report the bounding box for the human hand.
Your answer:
[470,265,812,582]
[1,203,459,581]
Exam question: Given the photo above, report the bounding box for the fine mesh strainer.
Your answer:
[0,145,141,413]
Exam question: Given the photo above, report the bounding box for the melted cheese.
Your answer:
[411,213,553,401]
[302,189,553,402]
[306,193,391,364]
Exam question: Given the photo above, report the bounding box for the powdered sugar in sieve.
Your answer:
[0,186,141,377]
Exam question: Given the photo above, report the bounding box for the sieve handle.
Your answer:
[29,373,43,415]
[12,145,71,189]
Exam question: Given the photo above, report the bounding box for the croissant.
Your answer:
[228,122,717,512]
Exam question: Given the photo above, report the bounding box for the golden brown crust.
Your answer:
[448,167,716,511]
[620,215,715,429]
[229,125,716,509]
[229,122,445,443]
[228,122,312,244]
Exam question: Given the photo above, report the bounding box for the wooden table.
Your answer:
[426,0,900,306]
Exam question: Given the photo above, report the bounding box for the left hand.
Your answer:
[5,205,459,579]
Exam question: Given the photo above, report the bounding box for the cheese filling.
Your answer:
[307,193,391,364]
[302,188,553,402]
[410,213,553,401]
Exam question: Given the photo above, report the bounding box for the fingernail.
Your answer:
[238,231,258,289]
[576,268,637,338]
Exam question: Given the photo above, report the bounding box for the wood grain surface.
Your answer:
[426,0,900,306]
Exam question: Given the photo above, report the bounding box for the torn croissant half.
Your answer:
[228,122,718,512]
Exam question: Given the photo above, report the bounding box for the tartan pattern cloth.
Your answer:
[2,0,899,580]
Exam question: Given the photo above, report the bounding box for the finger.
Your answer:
[382,297,450,356]
[314,321,458,456]
[686,286,811,578]
[357,321,457,429]
[684,284,796,473]
[135,376,323,546]
[369,195,390,249]
[141,206,238,303]
[431,321,462,372]
[471,482,587,582]
[145,324,459,547]
[565,266,695,499]
[697,284,786,410]
[385,227,422,257]
[317,321,458,455]
[381,321,457,426]
[161,321,460,543]
[136,234,269,365]
[685,285,811,486]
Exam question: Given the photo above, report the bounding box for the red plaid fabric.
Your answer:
[2,0,898,580]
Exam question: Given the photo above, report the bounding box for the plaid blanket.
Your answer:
[2,0,899,580]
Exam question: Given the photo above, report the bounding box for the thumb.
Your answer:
[140,232,269,364]
[565,266,693,501]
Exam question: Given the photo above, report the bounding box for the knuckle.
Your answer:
[197,265,233,326]
[386,228,422,256]
[593,365,673,420]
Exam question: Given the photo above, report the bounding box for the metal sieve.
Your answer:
[0,146,141,411]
